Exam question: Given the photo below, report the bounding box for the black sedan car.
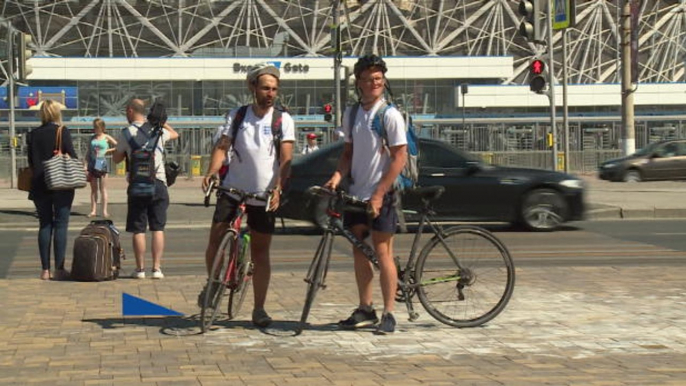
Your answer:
[278,138,585,231]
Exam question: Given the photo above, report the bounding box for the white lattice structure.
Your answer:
[1,0,684,84]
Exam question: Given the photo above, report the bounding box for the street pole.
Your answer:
[332,0,342,131]
[562,29,570,173]
[7,27,17,188]
[546,0,558,171]
[461,84,466,130]
[621,0,636,156]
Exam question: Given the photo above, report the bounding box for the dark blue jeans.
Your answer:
[33,190,75,270]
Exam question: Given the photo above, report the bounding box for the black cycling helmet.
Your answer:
[353,54,387,78]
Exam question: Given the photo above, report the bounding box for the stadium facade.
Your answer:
[0,0,685,164]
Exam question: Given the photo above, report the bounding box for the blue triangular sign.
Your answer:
[122,293,183,316]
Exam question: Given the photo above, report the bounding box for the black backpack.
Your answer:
[124,122,161,197]
[229,105,283,162]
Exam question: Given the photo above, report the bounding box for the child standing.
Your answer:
[87,118,118,218]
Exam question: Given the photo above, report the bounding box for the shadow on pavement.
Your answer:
[0,209,38,219]
[83,315,204,336]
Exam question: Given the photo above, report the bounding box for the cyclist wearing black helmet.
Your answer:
[324,54,408,334]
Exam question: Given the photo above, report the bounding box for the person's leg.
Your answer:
[52,190,75,277]
[249,230,272,310]
[148,181,169,278]
[132,232,146,270]
[245,205,275,327]
[371,231,396,314]
[206,194,237,275]
[205,221,230,275]
[33,194,53,278]
[150,231,164,271]
[100,174,109,217]
[88,176,98,217]
[126,196,149,278]
[350,224,375,308]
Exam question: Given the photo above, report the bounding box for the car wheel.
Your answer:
[520,189,568,231]
[623,169,642,183]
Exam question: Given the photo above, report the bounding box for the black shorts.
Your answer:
[126,180,169,233]
[343,192,397,234]
[212,193,275,234]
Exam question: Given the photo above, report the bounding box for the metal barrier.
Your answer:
[1,116,684,179]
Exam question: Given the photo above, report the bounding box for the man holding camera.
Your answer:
[113,98,179,279]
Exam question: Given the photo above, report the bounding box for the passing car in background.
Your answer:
[279,138,585,231]
[598,139,686,182]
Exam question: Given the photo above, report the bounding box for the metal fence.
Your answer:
[1,115,684,179]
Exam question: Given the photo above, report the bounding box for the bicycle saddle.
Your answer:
[412,186,445,203]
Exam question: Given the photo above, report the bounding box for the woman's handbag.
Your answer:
[18,167,33,192]
[43,126,88,190]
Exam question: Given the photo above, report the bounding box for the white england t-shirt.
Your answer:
[218,106,295,206]
[343,99,407,200]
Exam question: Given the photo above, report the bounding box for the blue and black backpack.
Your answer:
[348,101,419,192]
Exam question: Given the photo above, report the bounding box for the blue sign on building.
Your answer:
[17,86,78,110]
[0,87,7,109]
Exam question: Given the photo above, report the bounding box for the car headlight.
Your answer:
[601,163,617,169]
[559,179,584,189]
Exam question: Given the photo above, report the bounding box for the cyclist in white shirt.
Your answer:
[200,63,295,327]
[324,55,407,334]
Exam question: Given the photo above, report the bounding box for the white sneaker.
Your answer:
[151,269,164,279]
[131,269,146,279]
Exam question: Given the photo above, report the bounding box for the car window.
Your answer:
[420,142,470,168]
[659,143,679,158]
[677,142,686,156]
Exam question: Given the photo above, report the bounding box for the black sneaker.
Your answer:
[338,308,379,330]
[375,313,396,335]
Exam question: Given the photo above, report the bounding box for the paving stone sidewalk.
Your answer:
[1,265,685,385]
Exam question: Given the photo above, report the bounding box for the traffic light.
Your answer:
[529,58,547,94]
[323,103,333,122]
[518,0,541,42]
[16,33,33,82]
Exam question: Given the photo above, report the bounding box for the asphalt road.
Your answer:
[4,219,686,280]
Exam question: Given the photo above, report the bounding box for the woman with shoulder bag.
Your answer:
[87,118,117,218]
[27,100,78,281]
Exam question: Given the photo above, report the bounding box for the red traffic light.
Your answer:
[324,104,332,113]
[530,59,545,75]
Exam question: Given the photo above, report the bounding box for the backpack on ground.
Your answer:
[123,122,162,197]
[349,102,419,192]
[71,220,125,281]
[229,105,284,162]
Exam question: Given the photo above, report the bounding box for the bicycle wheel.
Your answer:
[200,230,237,333]
[228,234,252,320]
[415,226,515,328]
[297,232,334,332]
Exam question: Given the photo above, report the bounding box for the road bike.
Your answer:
[200,180,266,333]
[298,185,515,333]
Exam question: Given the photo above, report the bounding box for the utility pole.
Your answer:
[6,26,17,188]
[332,0,342,130]
[621,0,636,156]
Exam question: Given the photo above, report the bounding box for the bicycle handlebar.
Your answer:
[204,179,269,207]
[307,185,368,210]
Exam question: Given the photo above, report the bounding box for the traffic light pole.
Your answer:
[545,0,558,172]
